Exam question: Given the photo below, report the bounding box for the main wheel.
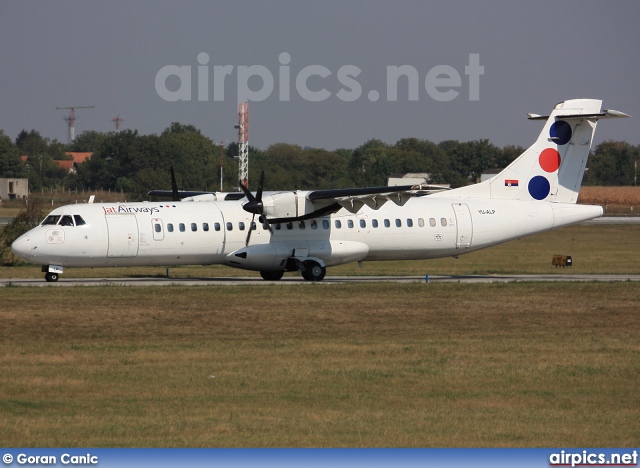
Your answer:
[301,261,326,282]
[260,270,284,281]
[45,272,59,283]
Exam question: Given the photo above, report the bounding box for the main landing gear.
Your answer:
[258,258,327,282]
[299,260,326,282]
[260,270,285,281]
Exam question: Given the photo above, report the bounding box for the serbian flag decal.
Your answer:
[505,179,519,188]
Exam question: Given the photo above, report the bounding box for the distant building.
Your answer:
[21,152,93,174]
[387,173,431,186]
[57,152,93,174]
[0,178,29,200]
[478,168,503,183]
[66,152,92,164]
[387,173,450,188]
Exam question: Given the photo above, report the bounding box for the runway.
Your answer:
[2,274,640,287]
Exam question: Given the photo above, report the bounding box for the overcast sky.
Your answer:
[1,0,638,151]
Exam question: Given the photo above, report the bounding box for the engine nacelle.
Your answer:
[261,191,315,219]
[224,239,370,272]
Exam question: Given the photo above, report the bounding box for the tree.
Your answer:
[0,130,25,178]
[0,197,44,264]
[584,141,639,186]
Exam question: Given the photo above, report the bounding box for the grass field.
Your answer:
[1,283,638,447]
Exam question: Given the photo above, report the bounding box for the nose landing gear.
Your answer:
[42,265,63,283]
[45,272,59,282]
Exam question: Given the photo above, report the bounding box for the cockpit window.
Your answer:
[74,215,86,226]
[60,215,75,226]
[42,215,61,226]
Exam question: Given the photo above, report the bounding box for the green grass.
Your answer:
[0,283,638,447]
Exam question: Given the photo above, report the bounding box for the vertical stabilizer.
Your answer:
[441,99,629,203]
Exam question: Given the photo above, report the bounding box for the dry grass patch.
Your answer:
[0,283,638,447]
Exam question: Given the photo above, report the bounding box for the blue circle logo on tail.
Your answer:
[550,121,572,145]
[528,176,551,200]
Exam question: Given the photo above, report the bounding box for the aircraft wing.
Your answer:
[305,184,450,213]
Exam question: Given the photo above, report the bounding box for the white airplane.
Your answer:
[11,98,629,282]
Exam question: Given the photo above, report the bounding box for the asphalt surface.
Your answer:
[1,274,639,287]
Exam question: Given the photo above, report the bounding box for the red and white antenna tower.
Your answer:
[56,105,95,144]
[112,114,124,133]
[234,102,249,188]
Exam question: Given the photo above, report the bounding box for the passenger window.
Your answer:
[395,219,402,227]
[226,222,233,231]
[214,222,221,231]
[407,219,413,227]
[203,223,209,232]
[335,220,342,229]
[347,220,354,228]
[191,223,197,232]
[239,222,245,231]
[372,219,378,228]
[250,222,256,230]
[384,219,390,228]
[418,218,425,227]
[179,223,186,232]
[298,221,305,230]
[441,218,447,227]
[429,218,436,227]
[286,222,293,230]
[60,215,74,227]
[360,219,366,228]
[73,215,86,226]
[322,220,329,229]
[154,224,162,233]
[168,223,174,232]
[310,220,318,230]
[42,215,61,226]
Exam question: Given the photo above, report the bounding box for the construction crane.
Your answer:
[233,102,249,188]
[55,105,95,144]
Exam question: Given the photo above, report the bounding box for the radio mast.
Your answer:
[55,106,95,144]
[234,102,249,188]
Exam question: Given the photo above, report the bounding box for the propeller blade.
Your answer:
[238,180,255,202]
[255,169,265,203]
[245,213,256,246]
[170,166,179,202]
[239,171,265,215]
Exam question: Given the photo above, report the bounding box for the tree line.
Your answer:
[1,125,638,198]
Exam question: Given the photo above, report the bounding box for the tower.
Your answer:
[112,114,124,133]
[55,106,95,144]
[234,102,249,188]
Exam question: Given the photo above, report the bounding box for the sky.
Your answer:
[1,0,638,151]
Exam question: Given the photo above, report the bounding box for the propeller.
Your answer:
[239,169,268,246]
[170,166,179,202]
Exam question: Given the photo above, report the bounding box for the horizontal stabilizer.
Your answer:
[528,109,630,121]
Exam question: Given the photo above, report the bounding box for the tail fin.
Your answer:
[445,99,629,203]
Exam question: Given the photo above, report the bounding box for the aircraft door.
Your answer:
[106,214,139,257]
[152,218,164,241]
[452,203,473,248]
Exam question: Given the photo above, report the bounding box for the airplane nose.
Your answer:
[11,234,33,259]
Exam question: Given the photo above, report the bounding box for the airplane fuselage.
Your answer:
[11,196,602,274]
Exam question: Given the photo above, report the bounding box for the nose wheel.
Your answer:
[44,272,59,282]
